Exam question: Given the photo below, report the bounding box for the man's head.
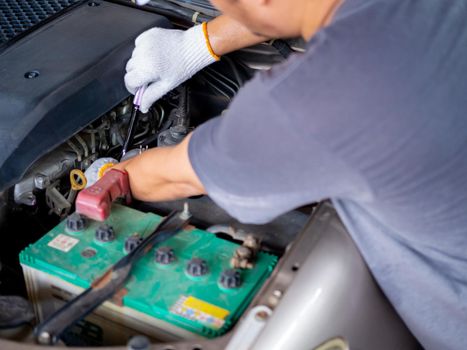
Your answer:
[210,0,343,40]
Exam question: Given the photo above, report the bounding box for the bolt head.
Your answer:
[255,310,269,321]
[24,70,40,79]
[127,335,150,350]
[37,331,51,345]
[34,174,49,189]
[273,289,283,298]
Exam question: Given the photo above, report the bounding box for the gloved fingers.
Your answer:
[135,27,164,47]
[126,44,152,73]
[124,69,154,95]
[125,57,137,74]
[139,80,170,113]
[124,71,138,94]
[134,28,153,47]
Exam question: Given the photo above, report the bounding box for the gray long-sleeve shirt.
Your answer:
[188,0,467,348]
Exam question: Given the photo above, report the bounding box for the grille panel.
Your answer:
[0,0,81,45]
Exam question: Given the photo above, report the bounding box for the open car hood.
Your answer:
[0,1,170,190]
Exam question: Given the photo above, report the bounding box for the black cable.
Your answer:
[120,107,139,159]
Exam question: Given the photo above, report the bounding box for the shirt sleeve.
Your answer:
[189,56,373,224]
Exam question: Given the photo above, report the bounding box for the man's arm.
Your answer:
[119,16,268,199]
[125,15,269,113]
[207,15,268,56]
[113,134,205,202]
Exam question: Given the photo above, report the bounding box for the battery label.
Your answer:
[171,295,229,330]
[48,234,79,253]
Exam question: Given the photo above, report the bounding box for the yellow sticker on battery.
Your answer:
[170,295,229,329]
[184,296,229,319]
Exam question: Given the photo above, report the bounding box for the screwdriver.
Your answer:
[121,85,146,159]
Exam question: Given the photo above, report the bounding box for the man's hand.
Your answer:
[112,134,205,202]
[124,25,217,113]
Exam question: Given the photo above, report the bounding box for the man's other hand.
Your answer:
[124,25,218,113]
[112,133,205,202]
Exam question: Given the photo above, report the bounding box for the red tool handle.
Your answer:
[76,169,131,221]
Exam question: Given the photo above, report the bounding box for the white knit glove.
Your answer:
[125,24,219,113]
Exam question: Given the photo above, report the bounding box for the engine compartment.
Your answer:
[0,1,310,346]
[0,2,420,350]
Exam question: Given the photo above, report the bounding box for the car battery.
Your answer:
[20,204,276,346]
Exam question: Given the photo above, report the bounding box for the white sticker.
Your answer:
[48,234,79,253]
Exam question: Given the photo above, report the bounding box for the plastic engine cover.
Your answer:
[0,1,171,190]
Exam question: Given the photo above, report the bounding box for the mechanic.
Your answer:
[119,0,467,349]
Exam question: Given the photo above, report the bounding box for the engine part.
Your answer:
[145,0,211,23]
[45,185,72,217]
[14,147,77,206]
[120,148,146,162]
[70,170,87,191]
[0,0,81,47]
[0,2,171,190]
[63,169,87,217]
[157,125,189,146]
[167,0,220,17]
[0,296,35,329]
[231,235,260,269]
[158,86,191,147]
[84,158,119,188]
[20,204,277,345]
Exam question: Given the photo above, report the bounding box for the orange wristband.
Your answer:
[202,22,221,61]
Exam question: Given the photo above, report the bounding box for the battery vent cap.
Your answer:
[186,258,208,277]
[220,269,242,289]
[125,235,144,253]
[95,224,115,242]
[66,213,87,232]
[155,247,175,265]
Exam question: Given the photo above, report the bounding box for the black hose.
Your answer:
[108,0,210,23]
[121,107,139,158]
[175,86,189,125]
[147,0,212,23]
